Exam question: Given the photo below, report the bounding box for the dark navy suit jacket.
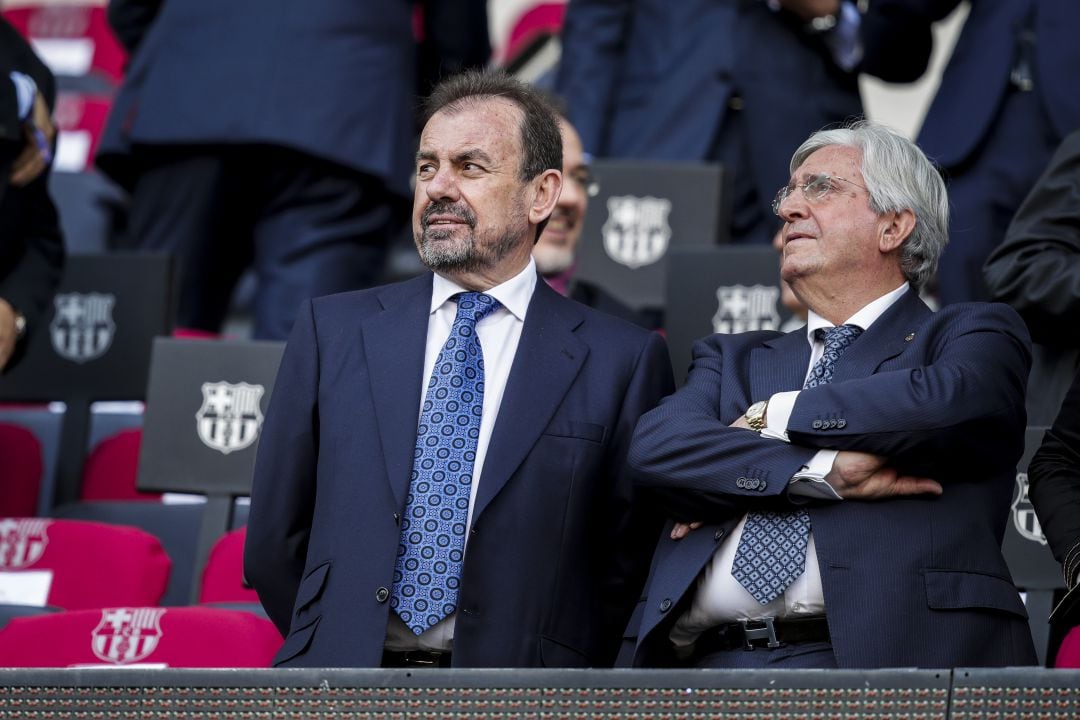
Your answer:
[244,273,674,667]
[555,0,862,225]
[98,0,418,195]
[863,0,1080,169]
[622,291,1038,667]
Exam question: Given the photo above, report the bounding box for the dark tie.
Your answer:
[391,292,500,634]
[731,324,864,605]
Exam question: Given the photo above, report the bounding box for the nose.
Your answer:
[776,188,809,222]
[425,166,460,202]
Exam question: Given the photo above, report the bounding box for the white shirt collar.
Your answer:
[805,282,909,344]
[430,256,537,322]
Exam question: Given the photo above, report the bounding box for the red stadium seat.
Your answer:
[2,1,127,84]
[199,527,259,604]
[1055,626,1080,668]
[0,517,169,609]
[0,606,281,667]
[80,428,162,501]
[0,423,43,517]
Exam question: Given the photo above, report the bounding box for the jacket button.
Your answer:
[393,513,400,525]
[659,598,673,613]
[812,420,823,429]
[837,419,847,429]
[714,529,725,541]
[736,477,746,488]
[375,587,389,603]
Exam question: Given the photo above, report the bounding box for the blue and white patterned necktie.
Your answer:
[731,323,864,605]
[391,291,500,634]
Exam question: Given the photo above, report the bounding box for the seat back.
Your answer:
[0,517,169,609]
[199,527,258,604]
[52,502,203,606]
[0,606,281,667]
[80,428,161,501]
[0,423,44,517]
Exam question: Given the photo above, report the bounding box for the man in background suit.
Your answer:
[533,114,649,329]
[861,0,1080,304]
[245,71,674,668]
[556,0,871,247]
[622,120,1036,668]
[97,0,488,340]
[0,18,63,371]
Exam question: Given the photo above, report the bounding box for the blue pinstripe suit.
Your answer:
[621,291,1038,668]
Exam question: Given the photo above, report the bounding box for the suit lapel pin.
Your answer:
[904,333,915,342]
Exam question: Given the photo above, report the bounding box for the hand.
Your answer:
[826,451,943,499]
[775,0,841,21]
[671,521,702,540]
[10,92,55,187]
[0,299,19,371]
[730,414,752,430]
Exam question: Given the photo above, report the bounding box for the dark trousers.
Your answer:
[935,87,1059,305]
[125,144,401,339]
[695,640,837,669]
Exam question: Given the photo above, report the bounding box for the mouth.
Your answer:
[784,231,813,245]
[422,202,476,232]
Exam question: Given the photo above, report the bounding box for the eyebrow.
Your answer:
[414,148,495,166]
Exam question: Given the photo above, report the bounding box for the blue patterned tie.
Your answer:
[391,292,500,634]
[732,324,863,604]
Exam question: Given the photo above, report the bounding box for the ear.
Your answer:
[528,169,562,227]
[878,208,916,254]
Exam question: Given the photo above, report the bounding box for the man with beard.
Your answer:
[533,115,649,329]
[245,71,674,668]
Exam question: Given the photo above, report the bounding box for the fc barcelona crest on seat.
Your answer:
[0,518,50,569]
[195,381,265,455]
[602,195,672,269]
[50,292,116,363]
[91,607,166,665]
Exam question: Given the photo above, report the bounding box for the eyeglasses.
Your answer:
[772,173,867,216]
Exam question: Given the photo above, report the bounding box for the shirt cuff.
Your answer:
[761,390,800,442]
[789,450,842,500]
[8,71,36,121]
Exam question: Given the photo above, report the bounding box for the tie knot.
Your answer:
[816,324,863,350]
[453,292,501,327]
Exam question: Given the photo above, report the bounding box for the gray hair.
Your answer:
[789,120,948,291]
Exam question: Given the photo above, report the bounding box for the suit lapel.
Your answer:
[472,280,588,522]
[362,274,432,509]
[750,329,811,399]
[831,290,931,384]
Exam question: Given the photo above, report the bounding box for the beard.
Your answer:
[415,200,526,274]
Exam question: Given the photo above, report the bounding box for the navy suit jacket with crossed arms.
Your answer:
[624,291,1038,668]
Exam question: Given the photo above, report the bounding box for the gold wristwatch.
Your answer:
[744,400,768,432]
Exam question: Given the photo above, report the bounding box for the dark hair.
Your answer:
[423,70,562,183]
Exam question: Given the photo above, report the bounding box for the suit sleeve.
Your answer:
[629,335,818,519]
[984,129,1080,348]
[1029,370,1080,585]
[785,303,1031,480]
[595,329,674,663]
[631,303,1031,515]
[858,0,963,83]
[554,0,633,156]
[244,299,320,636]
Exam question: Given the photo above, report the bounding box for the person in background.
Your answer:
[97,0,488,340]
[0,18,64,371]
[860,0,1080,304]
[556,0,870,248]
[534,114,649,329]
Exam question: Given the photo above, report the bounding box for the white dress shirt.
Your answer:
[385,258,537,652]
[670,283,909,647]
